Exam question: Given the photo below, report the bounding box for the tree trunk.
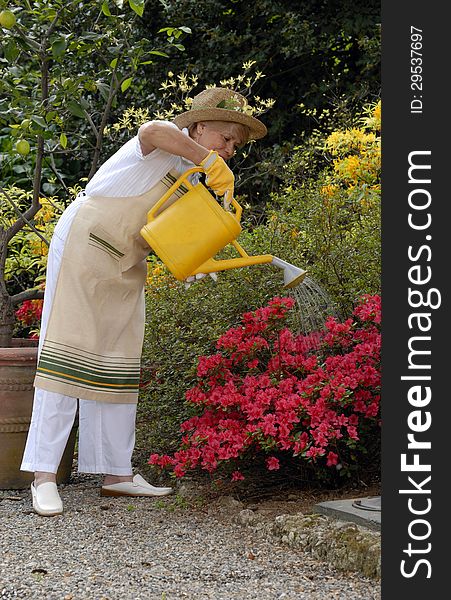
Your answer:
[0,292,15,348]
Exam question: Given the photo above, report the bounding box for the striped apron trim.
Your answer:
[36,340,140,394]
[162,173,189,196]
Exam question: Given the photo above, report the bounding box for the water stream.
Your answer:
[288,275,340,335]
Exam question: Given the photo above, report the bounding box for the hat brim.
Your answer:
[173,107,267,141]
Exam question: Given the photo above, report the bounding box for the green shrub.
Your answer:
[265,101,381,315]
[266,182,380,315]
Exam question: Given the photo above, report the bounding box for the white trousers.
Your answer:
[20,195,137,476]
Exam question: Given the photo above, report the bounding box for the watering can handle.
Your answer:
[146,166,243,222]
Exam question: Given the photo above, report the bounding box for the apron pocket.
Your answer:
[85,224,126,277]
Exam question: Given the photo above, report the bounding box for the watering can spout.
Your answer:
[271,256,307,288]
[139,167,307,288]
[193,253,307,288]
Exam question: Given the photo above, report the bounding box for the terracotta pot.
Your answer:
[0,339,78,489]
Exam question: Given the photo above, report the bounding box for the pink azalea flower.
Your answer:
[326,451,339,466]
[266,456,280,471]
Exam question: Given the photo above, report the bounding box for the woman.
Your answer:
[20,87,267,516]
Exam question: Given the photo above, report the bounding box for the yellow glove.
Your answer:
[200,150,234,203]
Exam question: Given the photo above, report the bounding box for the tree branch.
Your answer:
[44,153,70,196]
[13,23,41,51]
[0,184,49,245]
[87,70,121,180]
[0,230,9,297]
[11,288,45,306]
[83,108,99,139]
[41,8,64,48]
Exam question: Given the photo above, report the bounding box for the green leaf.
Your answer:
[121,77,133,92]
[107,45,122,55]
[67,100,85,118]
[4,40,20,63]
[148,50,169,57]
[101,1,111,16]
[31,115,46,128]
[81,32,104,41]
[129,0,144,17]
[96,82,111,102]
[51,38,67,58]
[60,132,68,149]
[110,57,118,69]
[139,60,153,65]
[178,26,192,34]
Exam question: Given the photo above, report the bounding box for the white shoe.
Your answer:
[31,482,63,516]
[100,474,173,497]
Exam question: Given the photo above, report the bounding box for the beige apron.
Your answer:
[34,170,188,404]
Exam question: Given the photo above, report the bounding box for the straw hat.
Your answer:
[173,87,267,141]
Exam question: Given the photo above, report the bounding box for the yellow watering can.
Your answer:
[140,167,307,288]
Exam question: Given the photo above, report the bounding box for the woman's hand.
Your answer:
[184,272,218,289]
[200,150,234,200]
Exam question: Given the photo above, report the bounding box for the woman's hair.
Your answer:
[188,120,250,147]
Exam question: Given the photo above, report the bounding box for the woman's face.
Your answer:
[193,121,247,161]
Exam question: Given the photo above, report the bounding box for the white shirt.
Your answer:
[84,123,196,198]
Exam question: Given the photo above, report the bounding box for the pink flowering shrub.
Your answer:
[149,294,381,482]
[14,299,43,339]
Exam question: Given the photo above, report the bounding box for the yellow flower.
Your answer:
[373,101,381,123]
[320,184,338,198]
[334,155,361,183]
[360,100,381,131]
[325,131,343,150]
[29,238,48,257]
[242,60,256,70]
[35,197,57,225]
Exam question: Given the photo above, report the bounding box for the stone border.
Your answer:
[177,480,382,581]
[232,509,381,580]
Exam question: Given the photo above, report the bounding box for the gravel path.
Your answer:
[1,475,380,600]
